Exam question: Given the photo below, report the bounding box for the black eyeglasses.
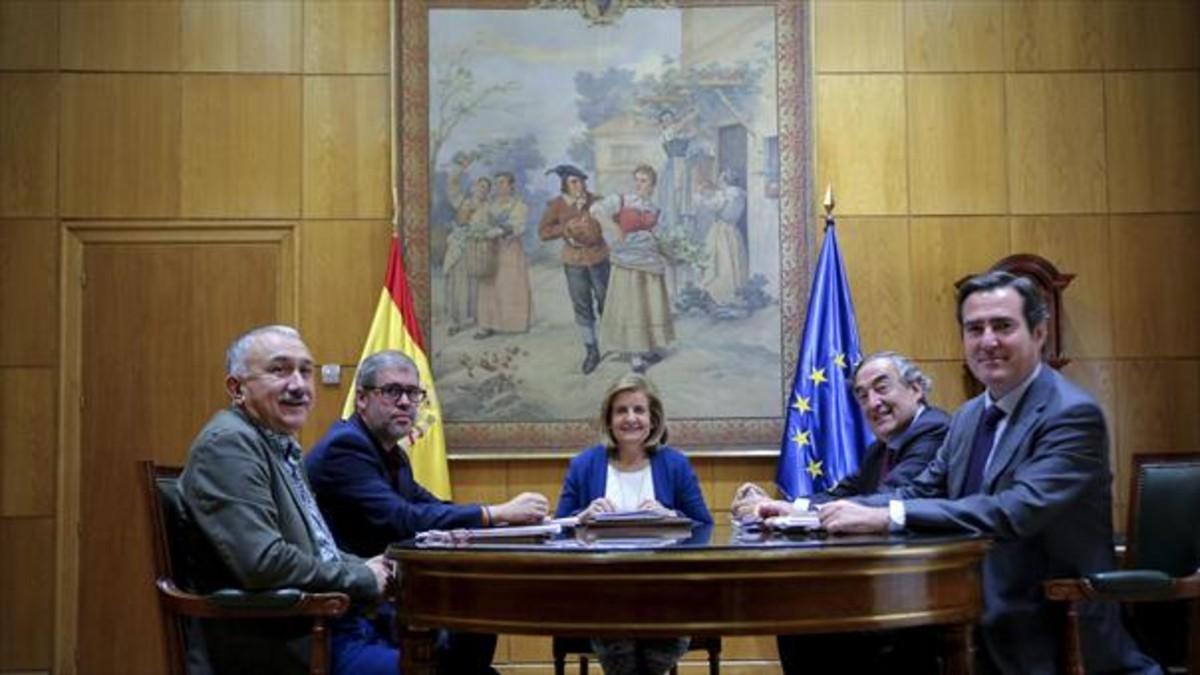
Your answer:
[365,384,426,404]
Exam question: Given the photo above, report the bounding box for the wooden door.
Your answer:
[68,225,294,675]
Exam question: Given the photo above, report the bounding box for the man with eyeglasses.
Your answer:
[306,349,549,674]
[181,325,397,674]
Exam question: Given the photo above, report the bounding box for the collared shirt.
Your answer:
[982,363,1042,473]
[258,421,342,563]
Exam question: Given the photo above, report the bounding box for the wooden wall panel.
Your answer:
[905,1,1004,72]
[836,217,914,356]
[816,75,907,215]
[0,0,58,70]
[916,360,971,412]
[812,0,903,73]
[908,217,1009,360]
[0,73,57,217]
[0,517,54,670]
[1105,72,1200,214]
[60,0,180,72]
[181,0,303,73]
[1010,216,1113,359]
[299,220,394,364]
[304,0,390,74]
[1004,0,1103,72]
[300,366,355,451]
[1103,0,1200,70]
[60,74,181,218]
[1110,214,1200,358]
[450,459,510,507]
[303,75,391,218]
[507,635,552,664]
[0,220,57,366]
[1115,360,1200,452]
[708,456,777,510]
[508,459,568,514]
[1114,360,1200,527]
[1006,73,1106,214]
[181,74,302,217]
[907,74,1006,215]
[0,368,55,517]
[693,456,717,513]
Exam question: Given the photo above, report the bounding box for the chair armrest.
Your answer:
[1045,571,1200,604]
[1087,570,1172,595]
[156,578,350,620]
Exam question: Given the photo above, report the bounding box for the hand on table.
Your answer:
[817,500,891,534]
[492,492,550,525]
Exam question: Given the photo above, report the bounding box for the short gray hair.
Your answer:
[226,325,301,377]
[851,351,933,401]
[355,350,418,389]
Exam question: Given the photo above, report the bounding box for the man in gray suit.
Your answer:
[181,325,397,674]
[795,272,1159,674]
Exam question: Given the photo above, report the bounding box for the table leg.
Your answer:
[943,622,974,675]
[399,626,438,675]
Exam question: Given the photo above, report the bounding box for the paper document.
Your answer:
[588,510,692,527]
[764,513,822,532]
[416,522,562,546]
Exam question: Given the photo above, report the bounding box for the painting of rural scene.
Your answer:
[424,5,788,424]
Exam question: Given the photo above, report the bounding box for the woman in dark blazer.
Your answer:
[555,373,711,674]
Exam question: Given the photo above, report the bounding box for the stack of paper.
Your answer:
[586,510,692,528]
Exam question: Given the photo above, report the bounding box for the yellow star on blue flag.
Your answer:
[806,459,824,479]
[809,367,827,385]
[790,428,811,448]
[791,395,811,414]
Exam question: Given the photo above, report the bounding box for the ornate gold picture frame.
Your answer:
[395,0,812,456]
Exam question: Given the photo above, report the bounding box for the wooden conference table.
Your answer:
[387,522,990,674]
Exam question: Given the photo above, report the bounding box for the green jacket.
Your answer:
[181,407,378,602]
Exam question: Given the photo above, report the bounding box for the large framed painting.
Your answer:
[396,0,812,456]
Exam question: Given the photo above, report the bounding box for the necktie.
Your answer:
[876,444,895,490]
[963,405,1006,495]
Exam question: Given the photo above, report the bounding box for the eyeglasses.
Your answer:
[365,384,426,405]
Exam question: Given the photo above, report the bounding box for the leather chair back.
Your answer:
[1128,455,1200,576]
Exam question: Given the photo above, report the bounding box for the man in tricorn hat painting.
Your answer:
[538,164,610,374]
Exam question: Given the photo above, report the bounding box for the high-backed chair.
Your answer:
[142,460,350,675]
[552,635,721,675]
[1044,453,1200,675]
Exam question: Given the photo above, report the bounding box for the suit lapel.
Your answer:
[982,368,1053,492]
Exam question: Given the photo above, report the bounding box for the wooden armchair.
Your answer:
[1044,453,1200,675]
[142,460,350,675]
[552,635,721,675]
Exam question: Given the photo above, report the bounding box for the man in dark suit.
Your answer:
[730,351,949,518]
[734,351,949,673]
[181,325,396,675]
[306,349,549,674]
[808,272,1160,675]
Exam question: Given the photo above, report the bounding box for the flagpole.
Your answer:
[389,0,400,238]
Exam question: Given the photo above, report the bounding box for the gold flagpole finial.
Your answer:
[823,184,836,229]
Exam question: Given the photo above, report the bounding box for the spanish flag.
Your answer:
[342,235,451,498]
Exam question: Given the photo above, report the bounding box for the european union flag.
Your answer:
[776,217,873,499]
